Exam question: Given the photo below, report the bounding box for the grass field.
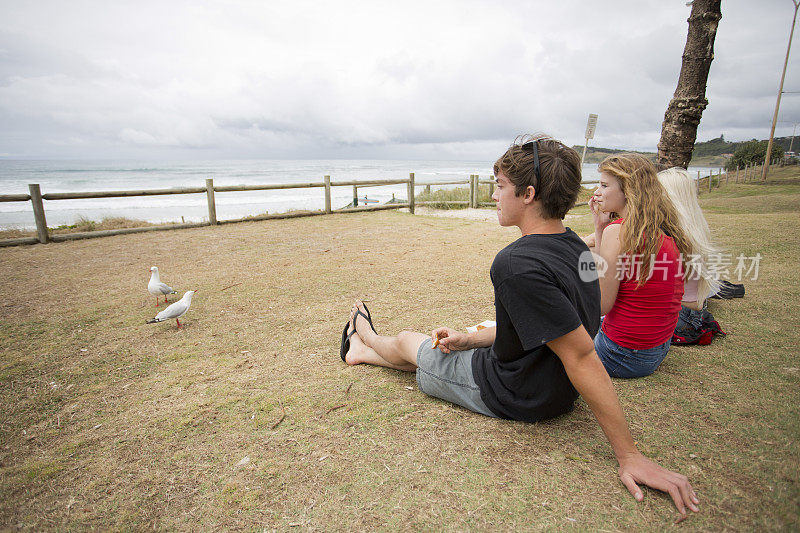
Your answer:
[1,168,798,530]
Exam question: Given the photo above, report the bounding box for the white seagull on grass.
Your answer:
[146,290,196,329]
[148,266,177,307]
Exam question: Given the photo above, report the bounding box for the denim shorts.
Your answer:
[594,328,671,379]
[415,338,498,418]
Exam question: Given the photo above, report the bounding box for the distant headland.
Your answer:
[575,135,797,167]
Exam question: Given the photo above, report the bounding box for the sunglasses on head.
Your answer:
[520,140,540,197]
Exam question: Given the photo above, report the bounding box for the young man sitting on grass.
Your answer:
[340,135,699,517]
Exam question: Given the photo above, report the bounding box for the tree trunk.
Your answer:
[657,0,722,169]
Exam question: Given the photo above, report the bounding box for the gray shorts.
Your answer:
[415,338,498,418]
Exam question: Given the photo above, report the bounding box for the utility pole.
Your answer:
[762,0,800,181]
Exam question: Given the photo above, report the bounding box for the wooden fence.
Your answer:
[695,154,797,192]
[0,174,510,247]
[4,158,785,248]
[695,160,782,193]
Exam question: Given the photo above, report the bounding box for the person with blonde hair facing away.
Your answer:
[656,167,720,311]
[589,154,692,378]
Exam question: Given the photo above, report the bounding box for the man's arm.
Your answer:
[431,326,495,353]
[547,325,700,516]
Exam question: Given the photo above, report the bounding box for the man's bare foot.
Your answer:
[350,300,374,342]
[344,311,415,371]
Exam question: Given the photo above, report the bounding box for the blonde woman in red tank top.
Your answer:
[588,154,693,378]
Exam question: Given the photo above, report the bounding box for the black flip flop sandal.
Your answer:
[361,303,377,334]
[340,321,356,362]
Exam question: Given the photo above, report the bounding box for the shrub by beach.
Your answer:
[0,216,160,240]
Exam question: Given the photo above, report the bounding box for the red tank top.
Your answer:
[602,219,684,349]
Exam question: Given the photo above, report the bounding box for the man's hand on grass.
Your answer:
[618,452,699,516]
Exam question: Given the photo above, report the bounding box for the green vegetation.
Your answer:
[692,135,796,167]
[571,146,657,165]
[413,184,469,208]
[53,216,156,233]
[694,134,797,157]
[415,185,487,208]
[414,184,595,209]
[725,140,784,171]
[574,135,797,168]
[0,216,160,240]
[691,134,732,158]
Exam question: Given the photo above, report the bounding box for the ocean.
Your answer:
[0,159,716,230]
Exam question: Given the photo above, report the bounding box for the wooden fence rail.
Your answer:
[1,174,602,248]
[0,193,31,202]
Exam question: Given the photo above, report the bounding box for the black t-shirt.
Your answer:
[471,229,601,422]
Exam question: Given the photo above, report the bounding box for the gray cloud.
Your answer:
[0,0,798,159]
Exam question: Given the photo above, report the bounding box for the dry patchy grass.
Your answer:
[0,170,798,530]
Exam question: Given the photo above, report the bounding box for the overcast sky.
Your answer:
[1,0,798,160]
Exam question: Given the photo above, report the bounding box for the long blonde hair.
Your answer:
[598,154,692,286]
[657,167,721,302]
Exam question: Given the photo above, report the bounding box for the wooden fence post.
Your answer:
[324,175,331,214]
[205,179,217,225]
[408,173,415,214]
[352,185,358,208]
[708,169,712,192]
[468,175,473,208]
[736,166,739,183]
[29,184,48,244]
[470,175,475,207]
[488,178,494,199]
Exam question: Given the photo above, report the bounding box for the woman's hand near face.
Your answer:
[589,195,612,231]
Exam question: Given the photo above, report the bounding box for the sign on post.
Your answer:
[581,114,598,166]
[585,114,598,139]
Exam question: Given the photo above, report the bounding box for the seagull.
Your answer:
[146,290,196,329]
[148,266,177,307]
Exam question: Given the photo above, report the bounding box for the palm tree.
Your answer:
[657,0,722,169]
